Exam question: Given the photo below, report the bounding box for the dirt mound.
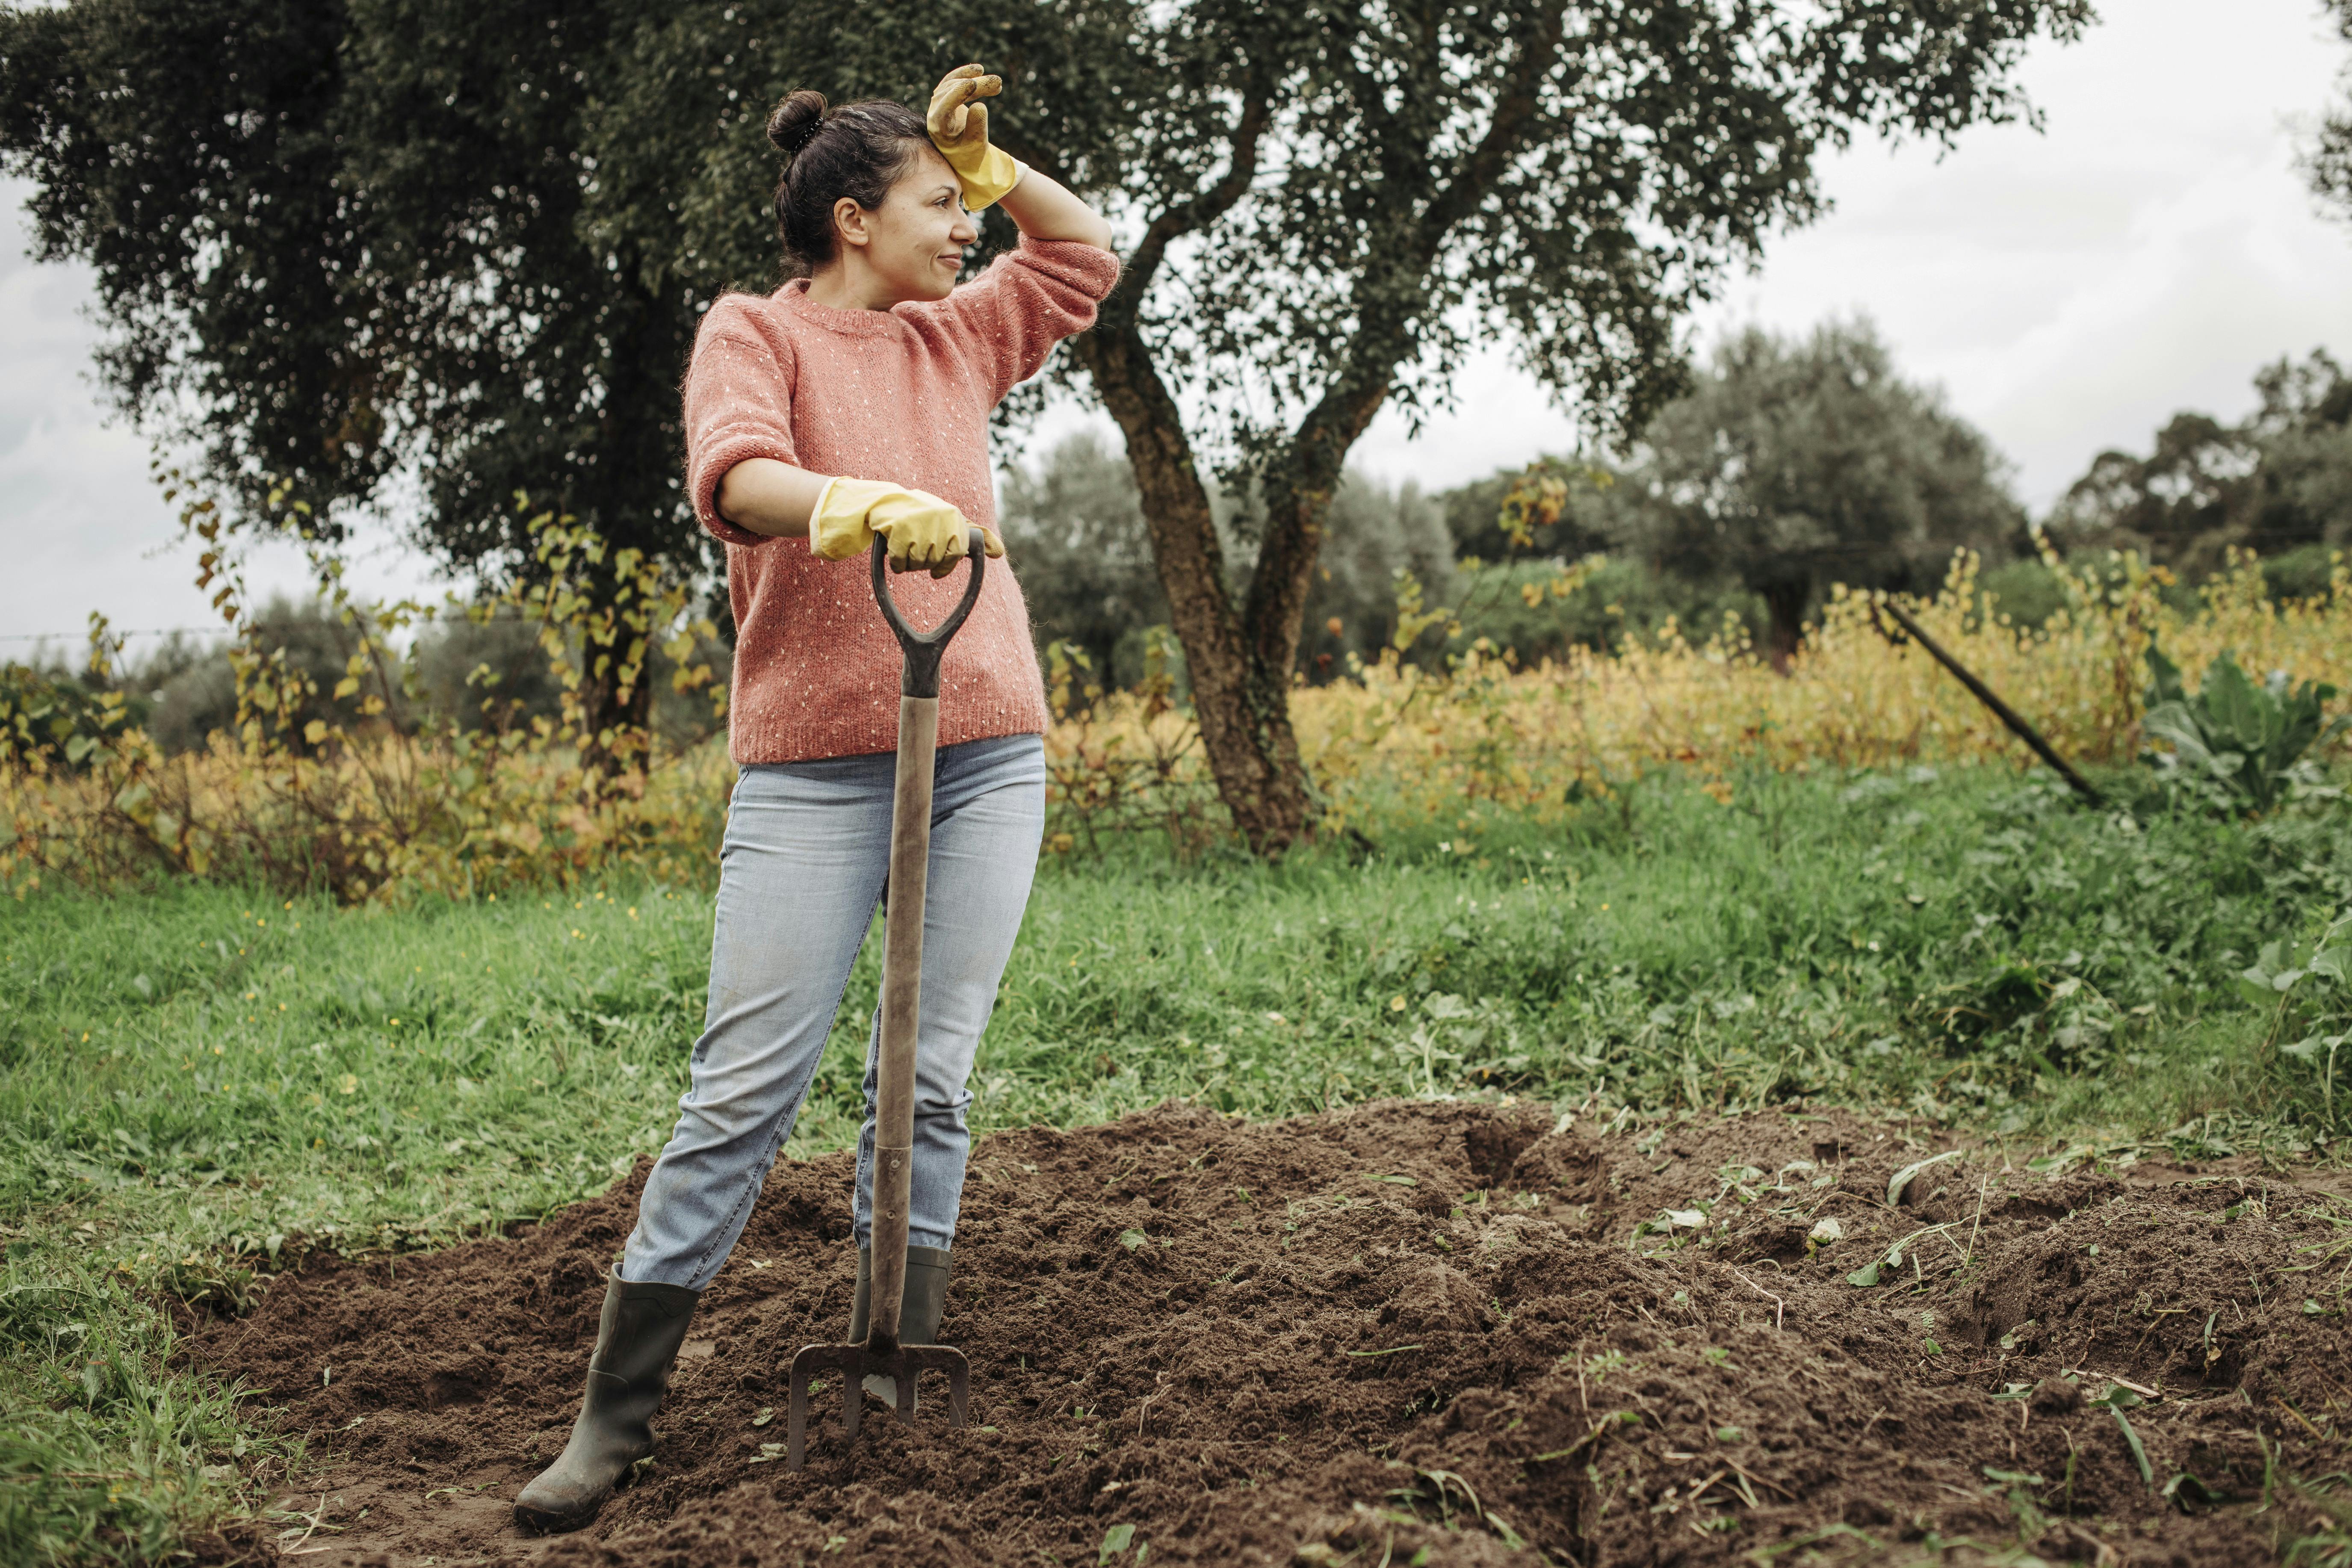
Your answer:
[191,1100,2352,1565]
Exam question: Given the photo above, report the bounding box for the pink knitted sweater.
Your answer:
[684,237,1123,763]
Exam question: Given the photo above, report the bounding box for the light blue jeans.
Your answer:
[620,732,1046,1290]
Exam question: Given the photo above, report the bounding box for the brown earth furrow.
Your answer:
[188,1100,2352,1566]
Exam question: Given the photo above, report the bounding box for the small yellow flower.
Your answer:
[338,1074,358,1095]
[1389,996,1407,1012]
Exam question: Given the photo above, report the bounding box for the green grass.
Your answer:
[2,760,2349,1561]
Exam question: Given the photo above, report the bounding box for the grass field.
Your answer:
[3,760,2349,1562]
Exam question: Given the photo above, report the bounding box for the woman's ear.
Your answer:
[833,195,872,251]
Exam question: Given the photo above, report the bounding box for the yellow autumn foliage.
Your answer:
[1049,549,2352,842]
[7,536,2348,899]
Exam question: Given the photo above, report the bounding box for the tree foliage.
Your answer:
[2308,0,2352,225]
[1,0,699,747]
[2,2,688,565]
[2048,350,2352,579]
[999,431,1170,688]
[1612,320,2026,666]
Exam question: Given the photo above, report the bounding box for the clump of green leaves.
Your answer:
[2142,643,2347,815]
[2241,908,2352,1128]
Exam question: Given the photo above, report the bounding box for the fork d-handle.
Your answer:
[870,529,987,700]
[864,530,985,1353]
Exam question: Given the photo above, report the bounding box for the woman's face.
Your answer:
[843,145,979,303]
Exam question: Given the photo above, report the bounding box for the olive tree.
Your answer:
[1039,0,2094,847]
[1619,320,2027,668]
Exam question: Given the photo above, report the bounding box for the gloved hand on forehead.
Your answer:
[926,64,1024,213]
[809,477,1004,577]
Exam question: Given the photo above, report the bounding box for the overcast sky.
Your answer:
[4,0,2349,657]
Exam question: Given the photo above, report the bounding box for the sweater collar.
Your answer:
[774,279,908,338]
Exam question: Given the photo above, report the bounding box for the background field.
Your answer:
[6,758,2351,1559]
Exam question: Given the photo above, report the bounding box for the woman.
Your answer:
[515,65,1118,1532]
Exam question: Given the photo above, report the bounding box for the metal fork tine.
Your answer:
[786,1343,969,1468]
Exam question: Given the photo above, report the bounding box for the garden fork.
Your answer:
[786,531,984,1468]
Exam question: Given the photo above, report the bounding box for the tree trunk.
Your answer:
[1050,12,1553,852]
[1759,579,1810,675]
[1071,327,1316,854]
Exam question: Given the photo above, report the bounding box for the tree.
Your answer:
[1614,320,2026,669]
[2242,351,2352,553]
[2045,415,2257,576]
[2048,350,2352,576]
[1052,1,2090,849]
[0,0,694,754]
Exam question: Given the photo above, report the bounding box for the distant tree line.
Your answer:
[1011,322,2352,692]
[15,606,726,760]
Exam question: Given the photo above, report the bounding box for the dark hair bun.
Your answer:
[767,90,827,156]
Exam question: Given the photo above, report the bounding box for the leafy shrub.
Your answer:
[1975,557,2069,630]
[0,488,728,903]
[2238,908,2352,1128]
[2142,642,2348,814]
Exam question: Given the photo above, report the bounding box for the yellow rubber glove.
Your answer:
[927,64,1024,213]
[808,477,1004,576]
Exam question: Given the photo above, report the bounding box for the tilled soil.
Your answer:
[191,1099,2352,1565]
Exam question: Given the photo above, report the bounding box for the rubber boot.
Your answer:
[514,1268,700,1533]
[847,1244,951,1412]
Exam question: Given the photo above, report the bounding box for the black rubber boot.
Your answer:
[847,1244,951,1411]
[514,1268,700,1533]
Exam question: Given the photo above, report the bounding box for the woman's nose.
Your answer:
[950,212,980,243]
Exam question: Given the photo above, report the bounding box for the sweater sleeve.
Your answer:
[683,296,802,548]
[924,237,1122,404]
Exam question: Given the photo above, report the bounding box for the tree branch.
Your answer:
[1241,8,1566,661]
[1117,83,1271,307]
